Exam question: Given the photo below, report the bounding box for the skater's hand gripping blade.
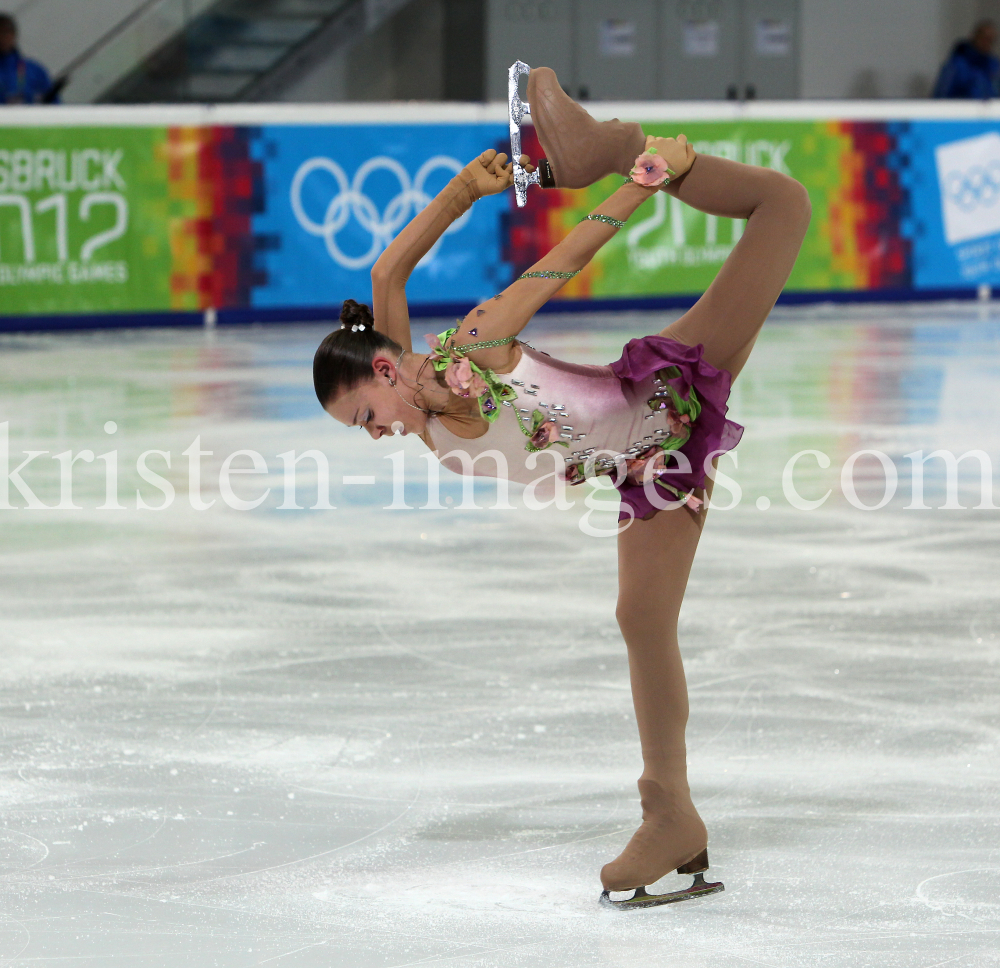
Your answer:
[599,873,725,910]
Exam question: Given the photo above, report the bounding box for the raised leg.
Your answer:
[601,475,716,892]
[658,154,811,380]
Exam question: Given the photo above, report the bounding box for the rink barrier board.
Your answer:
[0,285,987,335]
[1,102,1000,330]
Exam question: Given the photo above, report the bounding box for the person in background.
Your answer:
[0,12,56,104]
[934,19,1000,98]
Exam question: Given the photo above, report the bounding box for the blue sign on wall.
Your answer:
[250,124,512,309]
[901,121,1000,290]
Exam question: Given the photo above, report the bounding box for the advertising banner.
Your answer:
[0,125,262,315]
[0,127,169,314]
[0,109,998,326]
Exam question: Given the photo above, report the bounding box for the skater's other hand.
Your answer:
[631,134,695,186]
[465,149,536,197]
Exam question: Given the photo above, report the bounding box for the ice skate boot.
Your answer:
[507,61,645,205]
[600,848,725,910]
[599,779,724,910]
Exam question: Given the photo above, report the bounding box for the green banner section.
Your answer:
[0,127,174,314]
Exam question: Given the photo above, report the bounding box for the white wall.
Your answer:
[801,0,1000,98]
[14,0,1000,102]
[801,0,941,98]
[277,0,444,102]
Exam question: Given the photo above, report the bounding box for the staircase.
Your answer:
[64,0,414,103]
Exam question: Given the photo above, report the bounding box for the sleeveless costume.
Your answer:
[424,328,744,520]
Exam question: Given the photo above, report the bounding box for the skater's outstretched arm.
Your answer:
[371,149,527,352]
[660,154,811,378]
[454,180,659,370]
[456,136,695,372]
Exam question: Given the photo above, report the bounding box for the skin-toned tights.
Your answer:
[602,153,810,889]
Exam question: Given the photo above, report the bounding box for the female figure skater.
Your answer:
[313,68,810,907]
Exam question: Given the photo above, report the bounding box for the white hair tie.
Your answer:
[344,323,366,332]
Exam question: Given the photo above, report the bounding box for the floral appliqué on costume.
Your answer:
[425,327,516,422]
[517,409,568,453]
[629,147,675,188]
[425,327,567,451]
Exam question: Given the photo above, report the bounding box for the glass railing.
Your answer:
[61,0,215,103]
[61,0,350,103]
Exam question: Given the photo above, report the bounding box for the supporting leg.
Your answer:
[601,476,717,892]
[599,157,807,892]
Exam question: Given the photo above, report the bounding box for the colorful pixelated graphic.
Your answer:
[163,126,265,311]
[509,120,916,301]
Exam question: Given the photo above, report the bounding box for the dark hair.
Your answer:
[313,300,403,407]
[0,14,16,33]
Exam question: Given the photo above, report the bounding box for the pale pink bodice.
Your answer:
[426,342,674,489]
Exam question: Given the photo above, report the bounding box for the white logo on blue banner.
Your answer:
[935,132,1000,245]
[290,154,471,270]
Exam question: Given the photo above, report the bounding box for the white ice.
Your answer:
[1,304,999,966]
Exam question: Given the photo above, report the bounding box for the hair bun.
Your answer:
[340,299,374,333]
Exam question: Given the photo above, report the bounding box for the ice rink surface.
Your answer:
[1,303,999,967]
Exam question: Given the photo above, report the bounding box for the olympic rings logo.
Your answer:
[290,154,470,270]
[943,162,1000,212]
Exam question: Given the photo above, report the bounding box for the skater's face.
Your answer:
[324,355,425,439]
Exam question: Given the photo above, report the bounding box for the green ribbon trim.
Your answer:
[638,364,701,453]
[648,365,702,422]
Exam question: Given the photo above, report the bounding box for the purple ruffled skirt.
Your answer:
[609,335,744,521]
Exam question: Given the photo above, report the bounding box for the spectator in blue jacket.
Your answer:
[934,19,1000,98]
[0,13,56,104]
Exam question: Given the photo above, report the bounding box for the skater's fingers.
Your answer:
[479,148,497,165]
[677,133,688,145]
[491,152,509,172]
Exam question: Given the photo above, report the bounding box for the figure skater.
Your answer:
[313,67,810,907]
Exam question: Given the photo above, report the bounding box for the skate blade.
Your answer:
[508,60,540,208]
[600,873,725,910]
